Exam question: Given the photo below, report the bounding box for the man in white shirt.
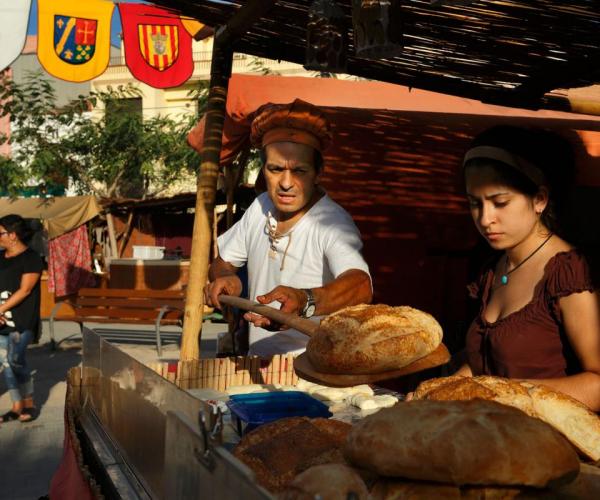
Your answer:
[205,99,372,357]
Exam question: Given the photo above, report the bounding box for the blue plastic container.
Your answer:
[227,391,332,435]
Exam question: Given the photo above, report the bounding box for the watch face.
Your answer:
[305,304,316,318]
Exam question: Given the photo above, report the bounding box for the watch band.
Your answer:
[301,288,316,318]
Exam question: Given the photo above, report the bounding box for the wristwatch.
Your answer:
[300,289,316,318]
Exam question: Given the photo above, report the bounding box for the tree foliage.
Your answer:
[0,71,201,199]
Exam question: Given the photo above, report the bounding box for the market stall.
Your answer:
[51,1,600,498]
[188,73,600,350]
[57,329,600,499]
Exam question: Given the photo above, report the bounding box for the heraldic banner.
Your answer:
[119,4,194,89]
[37,0,113,83]
[181,18,214,41]
[0,0,32,72]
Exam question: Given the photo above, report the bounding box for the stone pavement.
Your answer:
[0,319,225,500]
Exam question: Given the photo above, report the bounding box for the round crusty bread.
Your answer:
[371,465,600,500]
[371,479,537,499]
[278,464,370,500]
[371,479,463,499]
[344,400,580,488]
[525,383,600,462]
[412,376,536,417]
[234,417,352,492]
[413,375,600,461]
[306,304,443,374]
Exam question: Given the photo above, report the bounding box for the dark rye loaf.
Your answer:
[234,417,352,493]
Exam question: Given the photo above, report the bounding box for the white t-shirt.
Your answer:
[218,192,370,357]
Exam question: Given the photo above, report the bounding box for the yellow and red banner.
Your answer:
[37,0,113,82]
[0,0,32,72]
[181,18,214,41]
[119,4,194,89]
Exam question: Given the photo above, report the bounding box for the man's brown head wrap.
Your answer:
[250,99,332,152]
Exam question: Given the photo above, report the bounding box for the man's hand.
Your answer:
[257,286,307,315]
[204,275,243,309]
[243,286,307,330]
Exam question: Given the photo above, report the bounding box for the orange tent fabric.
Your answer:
[188,74,600,186]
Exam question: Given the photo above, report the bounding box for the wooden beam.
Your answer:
[117,210,135,258]
[180,40,233,361]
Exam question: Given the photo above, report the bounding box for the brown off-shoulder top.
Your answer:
[466,250,595,379]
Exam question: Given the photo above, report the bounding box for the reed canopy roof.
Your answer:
[151,0,600,110]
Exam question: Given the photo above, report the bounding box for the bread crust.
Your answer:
[278,464,369,500]
[371,466,600,500]
[234,417,352,492]
[307,304,443,374]
[413,376,600,460]
[344,400,580,488]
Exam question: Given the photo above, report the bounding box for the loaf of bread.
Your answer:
[307,304,443,374]
[371,479,464,499]
[371,479,548,499]
[278,464,370,500]
[234,417,352,492]
[372,464,600,500]
[413,375,600,461]
[344,400,580,488]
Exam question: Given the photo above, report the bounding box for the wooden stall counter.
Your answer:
[108,258,190,291]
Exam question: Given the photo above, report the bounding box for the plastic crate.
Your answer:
[227,391,332,435]
[132,245,165,260]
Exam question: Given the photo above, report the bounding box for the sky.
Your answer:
[26,0,146,47]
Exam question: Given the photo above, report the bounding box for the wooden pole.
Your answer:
[225,165,236,230]
[180,41,233,361]
[105,212,118,259]
[180,0,277,361]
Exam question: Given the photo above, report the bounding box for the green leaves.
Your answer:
[0,72,200,199]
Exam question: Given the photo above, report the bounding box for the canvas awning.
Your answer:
[188,74,600,191]
[0,195,101,239]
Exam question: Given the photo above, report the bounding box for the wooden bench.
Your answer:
[49,288,185,356]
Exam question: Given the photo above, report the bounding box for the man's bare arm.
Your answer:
[204,257,243,308]
[246,269,372,328]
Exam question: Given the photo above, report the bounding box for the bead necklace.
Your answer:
[500,233,553,285]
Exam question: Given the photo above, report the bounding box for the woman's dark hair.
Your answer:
[463,125,575,237]
[0,214,35,243]
[259,148,324,173]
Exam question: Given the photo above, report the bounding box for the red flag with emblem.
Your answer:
[119,4,193,89]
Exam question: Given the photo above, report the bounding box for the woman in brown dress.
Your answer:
[457,125,600,411]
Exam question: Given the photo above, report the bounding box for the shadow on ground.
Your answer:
[0,342,81,499]
[0,342,82,411]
